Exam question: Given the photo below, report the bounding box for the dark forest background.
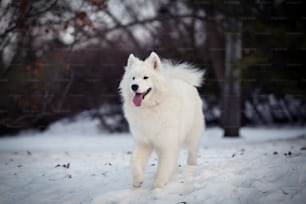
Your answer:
[0,0,306,137]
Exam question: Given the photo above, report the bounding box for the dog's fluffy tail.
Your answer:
[163,60,205,87]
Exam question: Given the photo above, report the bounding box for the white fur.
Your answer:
[119,52,205,188]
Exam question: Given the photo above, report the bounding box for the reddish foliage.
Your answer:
[55,53,64,62]
[76,22,82,29]
[64,23,69,30]
[36,61,45,69]
[76,11,87,21]
[33,69,40,77]
[12,95,22,103]
[26,64,32,73]
[66,64,71,71]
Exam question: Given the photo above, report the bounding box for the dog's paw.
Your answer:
[187,159,197,166]
[187,156,198,165]
[133,180,143,188]
[153,179,167,188]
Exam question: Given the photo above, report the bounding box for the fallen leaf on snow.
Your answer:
[55,162,70,169]
[300,146,306,151]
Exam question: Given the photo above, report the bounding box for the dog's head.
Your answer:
[119,52,163,107]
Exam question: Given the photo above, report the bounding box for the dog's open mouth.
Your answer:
[133,88,152,107]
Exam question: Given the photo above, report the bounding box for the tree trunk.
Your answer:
[222,20,242,137]
[206,17,242,137]
[206,19,225,91]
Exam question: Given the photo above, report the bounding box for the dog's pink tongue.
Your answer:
[133,94,143,107]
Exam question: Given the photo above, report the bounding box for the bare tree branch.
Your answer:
[0,0,58,39]
[104,9,143,50]
[29,0,58,17]
[102,14,206,35]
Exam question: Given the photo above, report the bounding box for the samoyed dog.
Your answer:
[119,52,205,188]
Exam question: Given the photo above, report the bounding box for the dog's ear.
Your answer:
[146,52,161,71]
[127,54,137,68]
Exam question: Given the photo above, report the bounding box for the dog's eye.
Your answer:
[143,76,149,80]
[132,77,135,80]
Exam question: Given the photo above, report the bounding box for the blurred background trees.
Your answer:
[0,0,305,136]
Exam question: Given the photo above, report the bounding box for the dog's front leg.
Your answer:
[131,143,153,188]
[153,146,179,188]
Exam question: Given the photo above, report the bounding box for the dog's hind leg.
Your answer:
[132,143,153,188]
[187,143,198,165]
[186,120,204,165]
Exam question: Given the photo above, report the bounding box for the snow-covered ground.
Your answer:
[0,117,306,204]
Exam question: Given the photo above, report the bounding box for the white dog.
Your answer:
[119,52,205,188]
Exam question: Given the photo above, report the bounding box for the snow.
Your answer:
[0,117,306,204]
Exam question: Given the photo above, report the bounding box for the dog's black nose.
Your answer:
[131,84,139,91]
